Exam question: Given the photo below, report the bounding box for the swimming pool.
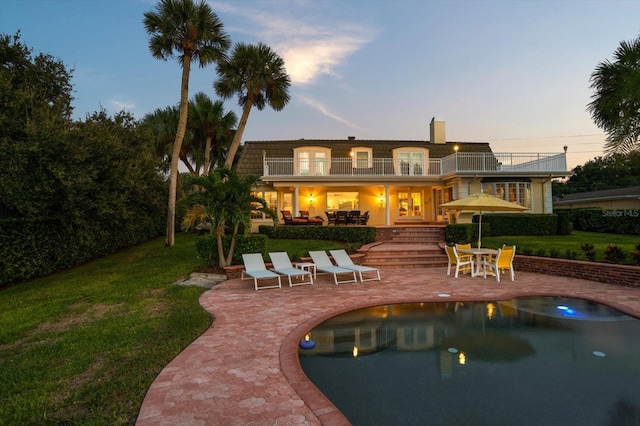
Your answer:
[299,296,640,425]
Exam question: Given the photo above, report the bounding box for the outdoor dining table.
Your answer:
[458,248,498,277]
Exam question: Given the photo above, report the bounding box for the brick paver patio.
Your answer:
[136,269,640,425]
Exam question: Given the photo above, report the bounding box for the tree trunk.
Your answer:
[204,135,212,174]
[165,55,192,247]
[224,97,253,168]
[216,224,227,267]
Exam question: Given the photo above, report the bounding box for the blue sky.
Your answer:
[3,0,640,169]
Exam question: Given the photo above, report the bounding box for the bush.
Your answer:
[555,210,573,235]
[564,250,579,260]
[632,243,640,266]
[479,213,557,236]
[570,208,640,235]
[549,248,560,258]
[535,248,546,257]
[258,225,375,245]
[445,224,476,245]
[581,243,596,261]
[195,234,268,267]
[604,244,626,264]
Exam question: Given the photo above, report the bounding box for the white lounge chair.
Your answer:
[308,250,358,285]
[329,249,380,282]
[241,253,282,291]
[268,252,313,287]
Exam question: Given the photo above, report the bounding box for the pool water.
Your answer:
[299,297,640,425]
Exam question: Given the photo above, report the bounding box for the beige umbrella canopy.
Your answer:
[440,192,528,247]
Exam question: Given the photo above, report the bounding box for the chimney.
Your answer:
[430,117,446,144]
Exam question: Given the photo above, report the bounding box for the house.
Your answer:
[236,117,570,230]
[553,185,640,210]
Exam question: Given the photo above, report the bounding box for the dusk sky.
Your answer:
[3,0,640,169]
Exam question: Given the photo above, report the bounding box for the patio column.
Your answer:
[293,186,299,216]
[384,185,390,225]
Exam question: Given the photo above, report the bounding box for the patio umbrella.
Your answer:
[440,192,528,247]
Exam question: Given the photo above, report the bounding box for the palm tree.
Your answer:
[143,0,230,246]
[188,92,237,175]
[588,34,640,155]
[182,167,275,267]
[214,42,291,168]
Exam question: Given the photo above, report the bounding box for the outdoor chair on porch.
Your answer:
[325,211,337,225]
[445,245,474,278]
[335,210,348,225]
[483,246,516,282]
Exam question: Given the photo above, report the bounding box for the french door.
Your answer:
[397,189,422,219]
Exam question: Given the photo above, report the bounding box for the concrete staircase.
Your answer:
[361,226,448,269]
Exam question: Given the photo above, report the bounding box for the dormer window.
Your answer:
[294,146,330,176]
[393,148,428,176]
[351,147,373,168]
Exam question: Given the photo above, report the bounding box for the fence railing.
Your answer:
[263,152,566,177]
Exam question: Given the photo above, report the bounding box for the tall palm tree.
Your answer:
[214,42,291,168]
[143,0,230,246]
[588,34,640,155]
[188,92,237,175]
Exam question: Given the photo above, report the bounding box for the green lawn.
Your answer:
[0,233,344,425]
[482,231,640,264]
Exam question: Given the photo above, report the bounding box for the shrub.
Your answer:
[259,225,375,245]
[444,224,476,245]
[564,250,579,260]
[604,244,626,264]
[581,243,596,261]
[195,234,268,267]
[549,248,561,258]
[535,248,546,257]
[632,243,640,266]
[521,247,533,256]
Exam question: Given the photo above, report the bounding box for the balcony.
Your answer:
[263,152,567,177]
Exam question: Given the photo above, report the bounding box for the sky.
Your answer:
[3,0,640,170]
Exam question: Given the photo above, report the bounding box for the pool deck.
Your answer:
[136,269,640,426]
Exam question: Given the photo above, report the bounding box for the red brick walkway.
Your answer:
[136,269,640,425]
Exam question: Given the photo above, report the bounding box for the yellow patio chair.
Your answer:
[445,245,474,278]
[483,246,516,282]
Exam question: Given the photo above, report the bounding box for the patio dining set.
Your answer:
[445,244,517,282]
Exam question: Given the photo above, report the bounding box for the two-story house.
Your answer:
[236,117,569,230]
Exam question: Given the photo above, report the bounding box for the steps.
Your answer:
[362,226,448,269]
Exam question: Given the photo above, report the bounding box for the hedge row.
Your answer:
[258,225,376,245]
[0,217,164,287]
[568,208,640,235]
[195,234,269,267]
[445,213,559,245]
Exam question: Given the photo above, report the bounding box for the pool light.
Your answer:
[299,333,316,350]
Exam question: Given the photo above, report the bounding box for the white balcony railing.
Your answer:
[263,152,566,177]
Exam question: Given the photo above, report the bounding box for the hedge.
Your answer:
[568,208,640,235]
[258,225,376,245]
[0,217,164,287]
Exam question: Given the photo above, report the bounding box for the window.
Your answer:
[250,191,277,219]
[294,147,330,176]
[393,148,427,176]
[327,192,359,210]
[482,182,531,208]
[351,147,372,168]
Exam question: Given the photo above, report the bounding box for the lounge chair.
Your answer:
[444,245,474,278]
[483,246,516,282]
[268,252,313,287]
[308,250,358,285]
[329,249,380,282]
[241,253,282,291]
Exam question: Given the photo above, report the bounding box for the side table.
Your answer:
[295,262,316,278]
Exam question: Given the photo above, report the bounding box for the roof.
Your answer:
[553,185,640,205]
[236,138,492,177]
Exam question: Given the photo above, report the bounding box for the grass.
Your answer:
[0,233,345,425]
[482,231,640,264]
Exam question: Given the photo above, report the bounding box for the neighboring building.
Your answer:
[236,117,569,230]
[553,186,640,210]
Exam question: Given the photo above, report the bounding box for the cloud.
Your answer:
[110,99,136,112]
[298,95,364,131]
[213,1,375,84]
